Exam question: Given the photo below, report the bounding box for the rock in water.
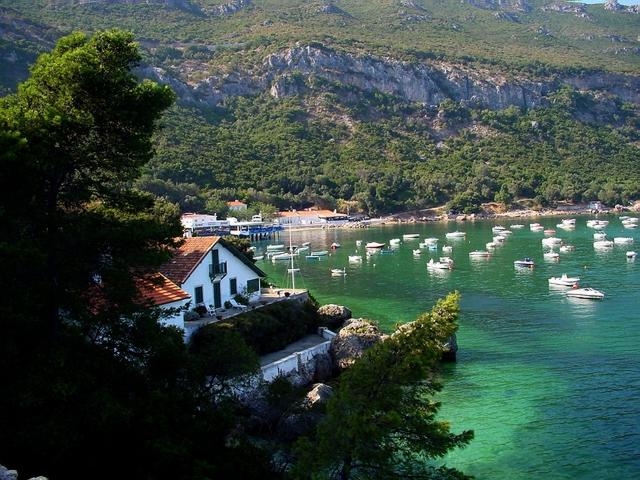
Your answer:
[318,304,352,329]
[330,318,384,369]
[442,333,458,362]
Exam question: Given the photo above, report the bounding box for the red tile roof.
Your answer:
[226,200,246,206]
[160,236,220,285]
[136,273,190,306]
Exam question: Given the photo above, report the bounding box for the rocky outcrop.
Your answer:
[465,0,531,12]
[541,2,591,19]
[318,304,352,329]
[330,318,386,370]
[206,0,252,17]
[0,465,46,480]
[303,383,333,408]
[141,44,640,110]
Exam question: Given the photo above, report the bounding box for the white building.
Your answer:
[181,213,230,232]
[138,236,265,332]
[226,200,248,212]
[276,209,349,226]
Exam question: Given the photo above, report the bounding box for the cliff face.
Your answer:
[143,45,640,109]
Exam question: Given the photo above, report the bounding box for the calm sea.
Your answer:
[258,216,640,479]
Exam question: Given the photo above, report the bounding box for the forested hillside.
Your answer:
[2,0,639,213]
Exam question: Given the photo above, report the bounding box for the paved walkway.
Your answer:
[259,334,328,366]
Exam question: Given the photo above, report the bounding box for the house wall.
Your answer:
[180,243,262,310]
[159,298,189,330]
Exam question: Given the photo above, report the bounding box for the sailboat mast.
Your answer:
[289,225,295,290]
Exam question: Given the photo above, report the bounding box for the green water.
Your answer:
[259,216,640,479]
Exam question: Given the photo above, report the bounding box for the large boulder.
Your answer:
[330,318,385,370]
[318,304,352,329]
[303,383,333,409]
[0,466,18,480]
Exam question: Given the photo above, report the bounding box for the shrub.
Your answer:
[194,305,208,317]
[203,299,321,355]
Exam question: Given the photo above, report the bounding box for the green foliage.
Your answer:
[291,293,473,479]
[0,30,275,479]
[210,299,321,355]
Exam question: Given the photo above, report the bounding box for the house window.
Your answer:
[230,278,237,295]
[194,286,204,304]
[246,278,260,294]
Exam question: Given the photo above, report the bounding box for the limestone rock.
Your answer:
[318,304,352,329]
[303,383,333,408]
[330,318,384,369]
[0,466,18,480]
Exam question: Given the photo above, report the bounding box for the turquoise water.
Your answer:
[259,216,640,479]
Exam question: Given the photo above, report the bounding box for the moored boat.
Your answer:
[267,244,285,251]
[593,240,614,249]
[412,249,421,256]
[627,251,637,259]
[445,231,466,239]
[365,242,385,249]
[593,232,607,240]
[389,238,401,245]
[254,255,264,261]
[469,250,491,257]
[311,250,329,256]
[427,258,452,270]
[271,253,294,261]
[403,233,420,239]
[559,245,575,253]
[548,274,580,287]
[514,258,535,268]
[543,251,560,261]
[331,242,341,249]
[544,229,556,235]
[566,287,604,300]
[510,224,525,229]
[348,255,363,262]
[442,245,453,253]
[613,237,634,245]
[330,268,346,276]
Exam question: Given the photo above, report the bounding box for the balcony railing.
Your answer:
[209,261,227,280]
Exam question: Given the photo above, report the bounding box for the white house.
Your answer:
[136,273,191,330]
[159,236,265,312]
[226,200,248,212]
[276,209,349,226]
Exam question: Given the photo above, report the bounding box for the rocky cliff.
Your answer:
[143,44,640,110]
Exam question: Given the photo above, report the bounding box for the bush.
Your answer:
[224,300,233,309]
[204,299,321,355]
[194,305,208,317]
[184,310,200,322]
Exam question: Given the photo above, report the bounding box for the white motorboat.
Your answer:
[296,246,310,253]
[439,256,454,266]
[389,238,401,245]
[492,226,508,234]
[561,218,576,225]
[403,233,420,239]
[423,237,439,244]
[445,231,466,239]
[486,242,497,249]
[493,236,507,243]
[593,240,614,249]
[548,274,580,287]
[427,258,452,270]
[566,287,604,300]
[613,237,634,245]
[514,258,535,268]
[302,242,311,247]
[593,232,607,240]
[530,223,543,231]
[331,242,341,249]
[542,237,562,247]
[543,229,556,236]
[623,223,638,229]
[469,250,491,257]
[510,224,525,229]
[311,250,329,256]
[622,217,638,224]
[271,253,294,261]
[587,220,609,230]
[266,250,285,258]
[253,255,264,261]
[627,251,637,259]
[356,240,363,246]
[559,245,575,253]
[442,245,453,253]
[619,216,630,220]
[412,249,421,256]
[267,244,285,251]
[348,255,363,262]
[331,268,346,276]
[366,242,385,249]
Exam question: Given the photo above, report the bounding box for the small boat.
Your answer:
[306,255,320,261]
[331,242,341,249]
[514,258,535,268]
[389,238,401,245]
[499,229,513,236]
[627,251,637,259]
[439,256,454,266]
[622,217,638,224]
[566,287,604,300]
[542,237,562,247]
[311,250,329,256]
[593,240,614,249]
[492,226,508,234]
[296,246,310,253]
[412,249,421,256]
[493,236,507,243]
[530,225,544,232]
[302,241,311,247]
[469,250,491,257]
[442,245,453,253]
[510,224,525,229]
[623,223,638,229]
[549,274,580,287]
[543,229,556,235]
[331,268,346,276]
[561,218,576,225]
[267,244,285,251]
[445,231,466,239]
[543,251,560,261]
[271,253,294,261]
[287,268,301,274]
[348,255,363,262]
[403,233,420,239]
[593,232,607,240]
[619,216,630,220]
[253,255,264,261]
[486,242,497,249]
[356,240,363,246]
[427,258,452,270]
[530,223,543,231]
[365,242,385,249]
[266,250,285,258]
[613,237,634,245]
[559,245,575,253]
[423,237,439,244]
